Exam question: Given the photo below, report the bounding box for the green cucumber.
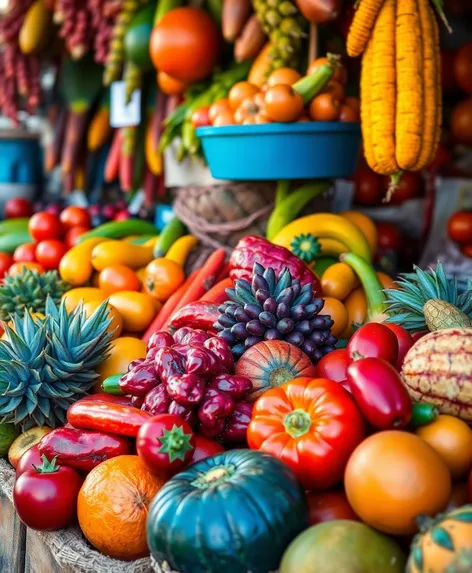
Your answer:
[128,234,157,245]
[0,218,29,234]
[154,216,186,257]
[293,53,341,105]
[409,403,439,428]
[0,232,32,254]
[101,374,125,395]
[78,219,159,242]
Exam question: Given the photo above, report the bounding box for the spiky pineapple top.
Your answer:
[0,269,69,322]
[215,262,336,363]
[0,298,113,429]
[385,262,472,332]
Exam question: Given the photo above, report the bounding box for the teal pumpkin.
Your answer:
[146,449,309,573]
[235,340,317,402]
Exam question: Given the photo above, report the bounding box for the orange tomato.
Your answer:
[309,93,341,121]
[77,456,166,560]
[157,71,187,95]
[98,265,141,295]
[234,93,271,125]
[345,96,360,114]
[339,103,360,122]
[267,67,302,87]
[341,287,366,339]
[228,81,259,111]
[307,57,347,84]
[144,258,185,301]
[322,297,348,338]
[8,261,44,277]
[264,84,304,123]
[345,431,451,535]
[322,79,345,102]
[212,110,235,126]
[209,99,232,124]
[415,415,472,481]
[83,300,123,340]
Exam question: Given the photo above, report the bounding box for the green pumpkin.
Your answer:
[146,449,309,573]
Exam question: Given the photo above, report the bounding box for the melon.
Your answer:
[401,328,472,422]
[235,340,317,402]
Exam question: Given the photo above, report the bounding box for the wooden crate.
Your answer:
[0,490,26,573]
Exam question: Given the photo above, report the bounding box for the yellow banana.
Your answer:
[271,213,372,262]
[165,235,198,267]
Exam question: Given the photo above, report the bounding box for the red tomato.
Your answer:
[60,206,91,230]
[448,211,472,245]
[428,144,451,173]
[16,444,43,477]
[149,7,220,84]
[306,488,360,525]
[353,168,383,206]
[315,349,348,382]
[13,456,82,531]
[136,414,196,475]
[376,222,403,251]
[189,434,224,465]
[461,243,472,259]
[28,212,62,242]
[248,377,365,490]
[383,324,414,370]
[13,243,36,263]
[347,323,399,366]
[191,106,211,128]
[64,226,90,249]
[383,172,423,205]
[35,240,67,270]
[4,197,33,219]
[0,253,13,278]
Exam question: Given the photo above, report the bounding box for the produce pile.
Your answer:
[0,195,471,573]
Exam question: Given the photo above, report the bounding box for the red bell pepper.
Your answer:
[67,398,152,437]
[38,427,131,473]
[168,301,220,332]
[347,357,412,430]
[80,393,134,406]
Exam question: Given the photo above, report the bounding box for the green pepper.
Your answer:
[409,403,439,428]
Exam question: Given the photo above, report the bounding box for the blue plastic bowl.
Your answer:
[196,122,362,181]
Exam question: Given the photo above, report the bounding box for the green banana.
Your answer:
[78,219,159,242]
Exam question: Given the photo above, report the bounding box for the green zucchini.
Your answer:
[0,232,32,254]
[78,219,159,242]
[153,216,186,257]
[0,218,29,235]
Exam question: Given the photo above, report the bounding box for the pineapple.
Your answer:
[385,262,472,332]
[0,269,69,322]
[0,298,113,429]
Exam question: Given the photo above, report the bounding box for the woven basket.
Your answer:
[150,555,278,573]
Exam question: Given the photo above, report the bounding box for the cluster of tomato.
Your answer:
[0,203,92,279]
[191,61,360,128]
[448,210,472,259]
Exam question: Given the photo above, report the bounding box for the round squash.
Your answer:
[280,520,406,573]
[407,504,472,573]
[235,340,317,402]
[146,449,309,573]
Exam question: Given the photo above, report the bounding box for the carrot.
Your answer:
[162,249,226,330]
[222,0,252,42]
[395,0,423,171]
[371,0,398,175]
[120,125,137,192]
[142,269,199,342]
[104,129,121,182]
[87,105,112,152]
[200,277,233,305]
[215,262,231,283]
[347,0,386,58]
[411,0,440,171]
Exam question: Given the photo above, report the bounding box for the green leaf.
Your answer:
[412,545,424,571]
[451,511,472,523]
[431,526,455,551]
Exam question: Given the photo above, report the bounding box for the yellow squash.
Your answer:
[321,263,360,301]
[19,0,52,55]
[62,288,107,314]
[108,291,160,332]
[165,235,198,267]
[91,240,154,271]
[59,238,107,286]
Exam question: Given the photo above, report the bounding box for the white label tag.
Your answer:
[110,81,141,128]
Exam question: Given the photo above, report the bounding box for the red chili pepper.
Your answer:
[346,357,412,430]
[80,393,134,406]
[38,427,131,473]
[67,398,152,437]
[168,301,220,332]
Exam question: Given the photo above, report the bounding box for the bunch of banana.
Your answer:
[252,0,307,72]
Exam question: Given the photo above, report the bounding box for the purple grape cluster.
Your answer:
[215,262,337,363]
[119,328,253,443]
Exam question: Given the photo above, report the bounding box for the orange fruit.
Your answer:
[83,300,124,340]
[77,455,167,560]
[345,431,451,535]
[62,287,107,313]
[415,415,472,481]
[99,264,140,295]
[8,261,45,277]
[321,297,348,338]
[267,67,301,87]
[95,336,147,389]
[143,258,185,301]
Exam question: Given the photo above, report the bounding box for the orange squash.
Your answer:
[406,504,472,573]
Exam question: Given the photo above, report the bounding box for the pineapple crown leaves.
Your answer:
[384,262,472,331]
[0,297,114,429]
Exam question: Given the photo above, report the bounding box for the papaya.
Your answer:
[91,240,154,271]
[280,520,406,573]
[19,0,52,55]
[124,3,156,70]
